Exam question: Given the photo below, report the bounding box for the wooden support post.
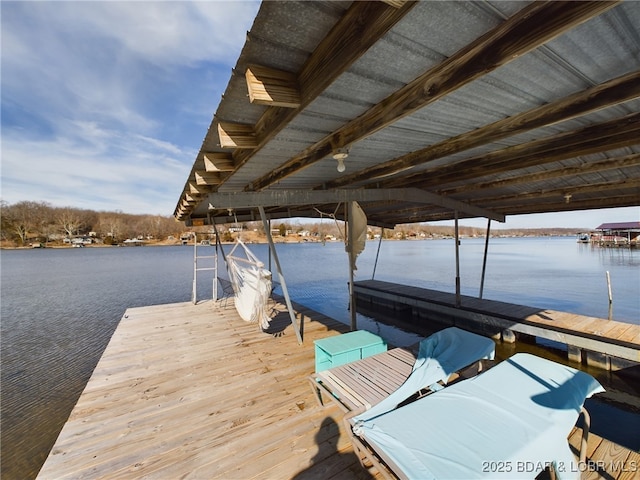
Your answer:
[258,206,303,344]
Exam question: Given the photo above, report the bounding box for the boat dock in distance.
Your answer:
[353,280,640,372]
[580,222,640,248]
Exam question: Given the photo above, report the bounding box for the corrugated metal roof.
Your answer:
[175,1,640,228]
[596,222,640,230]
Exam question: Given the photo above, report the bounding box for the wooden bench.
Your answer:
[309,346,418,412]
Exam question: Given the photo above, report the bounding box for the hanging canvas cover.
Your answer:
[347,201,367,271]
[226,239,273,329]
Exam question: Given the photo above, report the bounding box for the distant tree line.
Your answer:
[0,200,181,246]
[1,200,584,247]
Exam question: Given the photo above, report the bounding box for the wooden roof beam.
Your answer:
[195,171,222,186]
[245,65,301,108]
[227,2,417,177]
[217,122,257,149]
[489,193,640,216]
[394,112,640,189]
[437,153,640,195]
[196,188,504,222]
[249,1,619,191]
[331,69,640,189]
[188,183,210,195]
[381,0,409,8]
[474,178,640,205]
[203,153,235,172]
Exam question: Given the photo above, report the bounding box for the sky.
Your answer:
[1,1,638,230]
[1,1,261,214]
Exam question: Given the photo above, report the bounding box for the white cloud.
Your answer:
[1,120,192,214]
[1,1,260,215]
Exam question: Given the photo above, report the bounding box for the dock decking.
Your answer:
[36,300,377,479]
[38,298,637,479]
[354,280,640,370]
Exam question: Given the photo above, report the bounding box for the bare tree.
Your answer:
[57,208,84,237]
[97,213,125,242]
[1,201,52,245]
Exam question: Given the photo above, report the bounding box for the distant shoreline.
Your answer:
[0,232,583,250]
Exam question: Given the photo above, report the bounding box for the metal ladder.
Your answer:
[191,235,217,304]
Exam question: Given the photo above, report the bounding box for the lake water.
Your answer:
[1,237,639,478]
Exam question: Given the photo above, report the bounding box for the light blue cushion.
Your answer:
[355,327,495,423]
[353,353,604,479]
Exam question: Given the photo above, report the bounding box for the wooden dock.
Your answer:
[354,280,640,371]
[37,298,638,479]
[36,300,377,479]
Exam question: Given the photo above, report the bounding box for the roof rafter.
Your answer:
[392,112,640,189]
[437,153,640,195]
[245,64,301,108]
[225,1,417,175]
[329,69,640,189]
[490,193,640,215]
[248,1,620,191]
[473,178,640,205]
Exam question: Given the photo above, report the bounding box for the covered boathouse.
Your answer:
[38,2,640,479]
[594,221,640,247]
[170,0,639,360]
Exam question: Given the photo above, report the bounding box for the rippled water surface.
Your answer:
[1,238,638,478]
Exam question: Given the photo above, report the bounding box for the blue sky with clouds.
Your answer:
[2,1,260,214]
[1,1,637,229]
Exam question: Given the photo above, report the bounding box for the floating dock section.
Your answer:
[354,279,640,371]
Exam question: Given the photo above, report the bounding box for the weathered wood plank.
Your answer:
[582,444,629,480]
[37,299,378,480]
[203,152,235,172]
[568,427,640,480]
[395,112,640,189]
[217,122,258,149]
[245,64,301,108]
[354,280,640,364]
[618,451,640,480]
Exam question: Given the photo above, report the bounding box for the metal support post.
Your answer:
[347,201,357,331]
[372,227,384,280]
[479,218,491,299]
[454,210,461,307]
[258,206,303,344]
